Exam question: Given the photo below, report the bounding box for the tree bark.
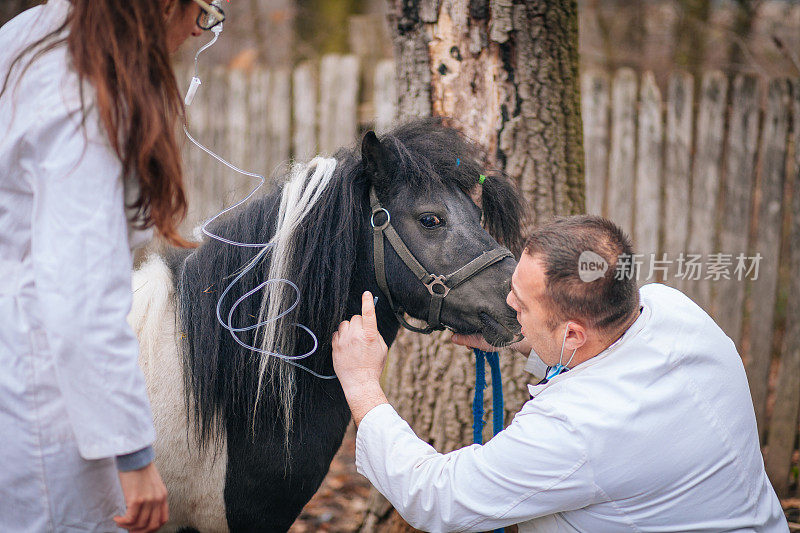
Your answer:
[361,1,584,531]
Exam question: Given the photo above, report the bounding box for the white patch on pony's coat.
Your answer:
[129,256,229,533]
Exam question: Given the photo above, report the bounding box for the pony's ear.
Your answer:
[361,131,395,190]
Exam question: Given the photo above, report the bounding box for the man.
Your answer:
[331,215,787,532]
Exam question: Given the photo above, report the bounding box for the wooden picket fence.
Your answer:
[176,59,799,497]
[583,69,800,498]
[176,57,394,230]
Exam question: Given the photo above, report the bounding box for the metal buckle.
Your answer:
[370,208,391,229]
[424,274,450,297]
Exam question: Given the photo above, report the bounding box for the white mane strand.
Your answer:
[254,156,338,441]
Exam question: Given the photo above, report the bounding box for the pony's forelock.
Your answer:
[377,119,526,255]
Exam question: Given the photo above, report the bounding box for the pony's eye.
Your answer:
[419,214,443,228]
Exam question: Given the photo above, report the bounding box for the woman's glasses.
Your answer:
[192,0,226,31]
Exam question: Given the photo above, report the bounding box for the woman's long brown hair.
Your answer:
[2,0,194,247]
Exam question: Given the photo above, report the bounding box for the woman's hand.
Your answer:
[332,291,390,425]
[114,462,168,533]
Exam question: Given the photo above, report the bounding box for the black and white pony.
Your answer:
[129,119,524,532]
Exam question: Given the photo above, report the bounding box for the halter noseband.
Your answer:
[369,187,513,334]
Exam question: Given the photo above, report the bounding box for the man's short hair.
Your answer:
[524,215,639,332]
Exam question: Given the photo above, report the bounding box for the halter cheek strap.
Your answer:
[369,187,513,334]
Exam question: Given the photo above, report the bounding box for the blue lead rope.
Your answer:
[472,349,505,443]
[472,348,505,533]
[472,349,487,443]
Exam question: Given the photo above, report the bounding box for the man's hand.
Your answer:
[451,333,532,356]
[450,333,501,352]
[332,291,390,425]
[114,462,168,533]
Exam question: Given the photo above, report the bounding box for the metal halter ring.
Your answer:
[424,274,450,297]
[370,208,391,229]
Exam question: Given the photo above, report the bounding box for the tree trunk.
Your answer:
[360,1,584,531]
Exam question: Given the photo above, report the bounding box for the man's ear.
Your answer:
[361,131,396,191]
[564,322,588,352]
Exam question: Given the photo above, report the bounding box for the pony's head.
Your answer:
[177,118,526,454]
[359,119,524,346]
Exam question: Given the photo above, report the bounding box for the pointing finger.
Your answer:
[362,291,378,333]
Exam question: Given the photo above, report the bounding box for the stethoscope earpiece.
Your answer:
[546,323,577,380]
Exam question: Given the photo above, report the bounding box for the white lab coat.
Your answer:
[356,283,788,532]
[0,1,155,530]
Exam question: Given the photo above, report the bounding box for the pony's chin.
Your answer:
[478,312,520,347]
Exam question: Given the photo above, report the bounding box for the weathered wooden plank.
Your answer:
[581,70,610,217]
[663,72,694,291]
[267,68,291,178]
[248,69,271,179]
[374,59,397,134]
[292,62,317,162]
[226,69,251,205]
[763,79,800,498]
[178,64,206,231]
[634,71,663,272]
[338,55,360,150]
[318,54,359,155]
[607,68,637,239]
[227,69,249,167]
[348,14,389,128]
[318,55,338,156]
[686,71,728,311]
[747,78,791,439]
[204,67,230,221]
[714,75,761,348]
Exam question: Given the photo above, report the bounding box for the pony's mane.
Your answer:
[176,118,525,449]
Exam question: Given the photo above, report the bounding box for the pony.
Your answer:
[129,118,525,532]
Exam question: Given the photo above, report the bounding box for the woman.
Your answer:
[0,1,220,531]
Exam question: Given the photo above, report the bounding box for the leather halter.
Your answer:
[369,187,513,334]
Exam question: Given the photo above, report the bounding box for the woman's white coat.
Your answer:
[0,1,156,530]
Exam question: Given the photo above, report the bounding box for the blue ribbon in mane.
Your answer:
[472,348,505,533]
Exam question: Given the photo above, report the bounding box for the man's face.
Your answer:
[506,253,563,366]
